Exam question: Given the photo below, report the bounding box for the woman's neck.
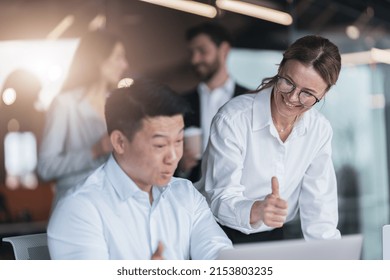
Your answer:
[270,93,297,127]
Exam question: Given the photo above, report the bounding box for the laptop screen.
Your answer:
[217,234,363,260]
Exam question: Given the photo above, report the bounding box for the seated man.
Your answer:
[47,79,232,260]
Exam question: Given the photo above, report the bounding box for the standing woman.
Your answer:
[197,35,342,243]
[38,29,128,208]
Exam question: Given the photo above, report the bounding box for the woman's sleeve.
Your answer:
[201,113,259,233]
[190,183,233,260]
[37,97,97,181]
[299,126,341,240]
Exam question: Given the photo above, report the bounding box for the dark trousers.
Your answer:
[219,224,284,244]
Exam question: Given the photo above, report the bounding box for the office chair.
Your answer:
[2,232,50,260]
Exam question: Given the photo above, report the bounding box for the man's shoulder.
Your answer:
[166,178,206,212]
[61,165,106,202]
[169,177,201,196]
[169,176,192,188]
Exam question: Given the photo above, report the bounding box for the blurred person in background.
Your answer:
[176,22,249,183]
[196,35,342,243]
[0,69,44,190]
[38,29,128,208]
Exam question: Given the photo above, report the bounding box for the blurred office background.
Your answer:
[0,0,390,259]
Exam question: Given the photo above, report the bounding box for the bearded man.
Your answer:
[176,22,250,183]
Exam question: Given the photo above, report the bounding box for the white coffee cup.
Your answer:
[184,127,202,160]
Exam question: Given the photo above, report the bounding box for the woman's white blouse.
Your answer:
[196,88,341,240]
[38,89,108,205]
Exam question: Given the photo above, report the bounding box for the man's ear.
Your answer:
[220,41,231,60]
[110,130,127,155]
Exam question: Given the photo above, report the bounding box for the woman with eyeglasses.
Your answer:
[196,35,342,243]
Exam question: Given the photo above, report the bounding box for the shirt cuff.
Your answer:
[235,199,263,230]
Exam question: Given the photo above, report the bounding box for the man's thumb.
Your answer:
[151,241,164,260]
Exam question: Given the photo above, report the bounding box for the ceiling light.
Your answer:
[2,88,16,106]
[346,25,360,40]
[89,14,106,31]
[216,0,293,26]
[341,50,372,66]
[371,48,390,64]
[47,15,75,40]
[139,0,217,18]
[117,78,134,88]
[341,48,390,66]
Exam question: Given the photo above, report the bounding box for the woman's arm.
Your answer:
[299,127,341,240]
[37,96,100,181]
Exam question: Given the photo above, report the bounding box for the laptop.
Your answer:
[217,234,363,260]
[383,225,390,260]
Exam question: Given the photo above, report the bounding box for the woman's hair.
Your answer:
[258,35,341,93]
[61,29,122,92]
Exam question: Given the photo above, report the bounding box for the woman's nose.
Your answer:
[286,88,301,102]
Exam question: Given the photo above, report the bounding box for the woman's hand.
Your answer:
[178,149,200,173]
[250,177,288,228]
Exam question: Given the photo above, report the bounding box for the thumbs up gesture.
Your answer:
[250,176,288,228]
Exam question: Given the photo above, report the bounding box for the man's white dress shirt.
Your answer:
[48,155,232,259]
[196,88,341,240]
[198,77,235,151]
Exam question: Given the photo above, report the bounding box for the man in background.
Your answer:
[177,22,249,183]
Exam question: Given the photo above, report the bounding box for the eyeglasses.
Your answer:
[275,75,321,108]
